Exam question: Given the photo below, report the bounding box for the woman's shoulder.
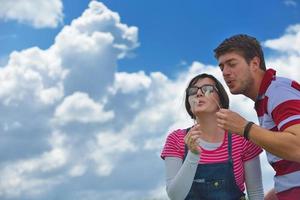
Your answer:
[229,132,248,147]
[230,132,249,141]
[229,132,262,156]
[166,128,187,140]
[230,132,260,145]
[161,128,187,159]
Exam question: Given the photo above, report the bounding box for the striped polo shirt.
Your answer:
[161,129,262,191]
[255,68,300,192]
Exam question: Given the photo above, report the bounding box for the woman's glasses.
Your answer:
[186,84,218,96]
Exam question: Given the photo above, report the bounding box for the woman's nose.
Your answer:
[196,89,204,97]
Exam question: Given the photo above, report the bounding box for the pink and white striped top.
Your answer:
[161,129,262,191]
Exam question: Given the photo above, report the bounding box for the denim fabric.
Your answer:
[184,132,245,200]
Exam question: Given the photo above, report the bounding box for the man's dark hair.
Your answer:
[185,73,229,119]
[214,34,266,71]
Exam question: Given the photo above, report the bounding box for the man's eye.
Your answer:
[229,62,236,67]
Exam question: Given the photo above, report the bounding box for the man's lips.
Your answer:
[225,80,234,88]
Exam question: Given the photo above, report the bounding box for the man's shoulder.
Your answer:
[272,76,292,86]
[267,76,294,93]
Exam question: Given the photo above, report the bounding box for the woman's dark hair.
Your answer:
[185,73,229,119]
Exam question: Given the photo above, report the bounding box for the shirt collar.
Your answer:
[256,68,276,101]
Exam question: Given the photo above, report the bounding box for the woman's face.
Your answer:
[188,77,220,116]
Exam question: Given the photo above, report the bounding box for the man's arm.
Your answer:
[249,124,300,162]
[216,108,300,162]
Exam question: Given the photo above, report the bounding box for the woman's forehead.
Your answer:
[193,77,215,86]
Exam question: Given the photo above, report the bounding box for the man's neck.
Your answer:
[247,70,265,101]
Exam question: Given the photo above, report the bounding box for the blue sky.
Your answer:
[1,0,300,199]
[3,0,300,75]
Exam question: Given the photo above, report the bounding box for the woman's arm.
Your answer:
[164,151,199,200]
[244,156,264,200]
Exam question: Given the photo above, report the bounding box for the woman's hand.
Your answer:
[184,124,203,154]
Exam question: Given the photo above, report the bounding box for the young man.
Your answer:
[214,34,300,200]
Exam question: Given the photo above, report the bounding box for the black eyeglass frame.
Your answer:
[186,84,219,96]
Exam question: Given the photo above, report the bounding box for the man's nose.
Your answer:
[222,66,231,76]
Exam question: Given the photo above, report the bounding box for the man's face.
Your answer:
[217,52,253,95]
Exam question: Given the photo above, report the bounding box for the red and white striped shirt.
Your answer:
[255,68,300,192]
[161,129,262,191]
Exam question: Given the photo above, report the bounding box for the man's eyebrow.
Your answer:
[218,58,236,67]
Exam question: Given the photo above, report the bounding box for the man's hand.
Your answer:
[216,108,248,136]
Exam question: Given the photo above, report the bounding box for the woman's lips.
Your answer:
[194,100,206,106]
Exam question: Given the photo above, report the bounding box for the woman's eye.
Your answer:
[189,88,197,95]
[207,89,213,93]
[204,90,211,96]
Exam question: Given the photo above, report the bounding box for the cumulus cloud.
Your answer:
[111,71,151,94]
[264,24,300,80]
[0,0,63,28]
[284,0,298,7]
[0,47,66,106]
[53,0,138,98]
[0,1,138,199]
[1,1,300,200]
[264,24,300,54]
[0,132,68,197]
[53,92,114,125]
[88,132,136,176]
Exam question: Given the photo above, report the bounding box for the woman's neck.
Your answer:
[195,113,224,143]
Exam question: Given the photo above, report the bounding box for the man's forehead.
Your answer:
[218,53,241,65]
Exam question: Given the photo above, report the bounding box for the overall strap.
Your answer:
[183,127,191,161]
[227,132,233,163]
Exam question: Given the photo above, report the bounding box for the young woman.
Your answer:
[161,73,264,200]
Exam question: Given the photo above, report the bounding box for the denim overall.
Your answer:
[184,131,245,200]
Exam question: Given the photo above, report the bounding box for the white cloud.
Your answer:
[69,165,86,177]
[0,47,66,106]
[284,0,297,7]
[147,184,168,200]
[0,1,139,198]
[0,0,63,28]
[111,71,151,94]
[1,1,300,200]
[53,92,114,124]
[69,0,139,58]
[264,24,300,81]
[0,132,69,197]
[264,24,300,54]
[53,1,138,98]
[0,0,138,108]
[88,132,136,176]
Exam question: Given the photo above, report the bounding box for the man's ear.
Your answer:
[250,56,260,71]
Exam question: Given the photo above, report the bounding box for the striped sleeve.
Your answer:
[242,139,263,162]
[161,129,185,160]
[268,80,300,131]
